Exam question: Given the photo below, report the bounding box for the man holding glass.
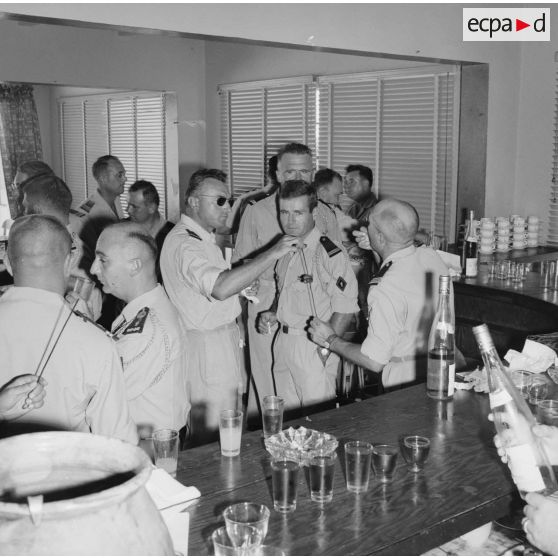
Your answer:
[160,169,300,443]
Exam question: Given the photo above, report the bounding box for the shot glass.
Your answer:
[212,525,260,556]
[487,260,497,278]
[528,378,550,406]
[223,502,270,548]
[344,441,373,493]
[402,436,431,473]
[270,458,300,513]
[537,400,558,427]
[510,370,533,400]
[220,410,243,457]
[309,452,336,504]
[152,429,179,477]
[371,444,399,483]
[262,396,284,439]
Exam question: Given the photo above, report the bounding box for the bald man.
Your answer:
[91,222,188,434]
[309,198,450,389]
[0,215,137,442]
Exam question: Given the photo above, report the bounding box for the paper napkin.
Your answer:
[145,467,201,510]
[504,339,557,374]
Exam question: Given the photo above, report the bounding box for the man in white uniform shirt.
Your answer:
[91,222,188,434]
[0,215,137,442]
[160,169,300,443]
[308,199,451,390]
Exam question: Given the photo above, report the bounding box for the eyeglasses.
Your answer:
[197,194,234,207]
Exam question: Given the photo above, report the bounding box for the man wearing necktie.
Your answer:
[309,198,451,390]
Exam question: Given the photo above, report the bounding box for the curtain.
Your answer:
[0,83,43,217]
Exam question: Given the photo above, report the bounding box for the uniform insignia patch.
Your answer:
[70,208,86,218]
[78,199,95,214]
[336,276,347,291]
[186,229,202,241]
[123,307,150,335]
[319,236,342,258]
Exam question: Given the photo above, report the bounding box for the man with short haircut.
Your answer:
[257,180,358,410]
[75,155,127,252]
[0,215,137,442]
[160,169,299,441]
[11,159,55,217]
[21,174,102,320]
[234,143,341,410]
[91,222,188,433]
[127,180,174,282]
[309,198,451,390]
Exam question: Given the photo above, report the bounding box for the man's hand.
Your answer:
[257,311,278,335]
[353,227,371,251]
[267,235,304,260]
[0,375,47,421]
[523,491,558,555]
[308,317,336,348]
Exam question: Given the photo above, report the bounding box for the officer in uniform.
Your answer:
[257,180,358,410]
[91,222,188,434]
[308,199,451,390]
[160,169,300,443]
[1,215,137,443]
[234,143,342,410]
[21,174,102,321]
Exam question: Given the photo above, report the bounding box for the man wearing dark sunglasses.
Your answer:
[160,168,301,445]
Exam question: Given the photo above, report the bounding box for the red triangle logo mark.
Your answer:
[516,19,530,31]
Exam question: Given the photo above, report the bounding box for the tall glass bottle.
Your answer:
[473,324,558,498]
[426,275,455,400]
[462,209,478,278]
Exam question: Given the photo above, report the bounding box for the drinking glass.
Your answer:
[344,441,372,493]
[219,410,243,457]
[510,370,533,400]
[309,452,336,504]
[152,429,179,477]
[371,444,399,483]
[212,526,260,556]
[536,399,558,427]
[487,260,497,278]
[223,503,270,548]
[270,458,300,513]
[402,436,431,473]
[262,396,284,439]
[528,378,550,406]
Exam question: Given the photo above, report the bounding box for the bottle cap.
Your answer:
[472,324,494,351]
[439,274,451,293]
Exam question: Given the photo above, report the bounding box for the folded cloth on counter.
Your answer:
[504,339,557,373]
[455,367,489,393]
[146,467,201,510]
[435,250,461,278]
[145,467,201,556]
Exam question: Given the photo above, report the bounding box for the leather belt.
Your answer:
[280,324,306,336]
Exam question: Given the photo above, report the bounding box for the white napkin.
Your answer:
[454,367,489,393]
[145,467,201,510]
[504,339,557,373]
[436,250,462,278]
[145,467,201,556]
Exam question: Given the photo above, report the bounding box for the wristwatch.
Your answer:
[323,333,338,350]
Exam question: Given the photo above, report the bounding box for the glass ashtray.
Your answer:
[264,426,338,466]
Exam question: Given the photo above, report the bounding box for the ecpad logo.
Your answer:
[463,8,550,41]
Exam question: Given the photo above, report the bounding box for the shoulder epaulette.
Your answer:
[186,229,202,241]
[73,309,112,337]
[70,208,86,218]
[319,236,342,258]
[78,199,95,215]
[122,307,150,335]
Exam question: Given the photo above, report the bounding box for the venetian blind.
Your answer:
[548,65,558,246]
[317,65,460,237]
[219,77,316,196]
[59,91,169,218]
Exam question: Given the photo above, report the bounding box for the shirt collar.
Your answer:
[118,284,162,325]
[180,214,216,243]
[381,244,416,269]
[3,286,66,306]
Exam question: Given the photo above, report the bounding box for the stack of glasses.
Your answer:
[495,217,510,252]
[527,215,540,248]
[479,218,495,255]
[511,215,526,250]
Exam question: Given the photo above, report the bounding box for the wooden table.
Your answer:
[177,385,517,556]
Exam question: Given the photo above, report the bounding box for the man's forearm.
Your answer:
[328,336,384,373]
[329,312,354,338]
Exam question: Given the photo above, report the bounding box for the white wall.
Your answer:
[0,3,556,226]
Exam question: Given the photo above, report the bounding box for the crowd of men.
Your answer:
[0,143,452,447]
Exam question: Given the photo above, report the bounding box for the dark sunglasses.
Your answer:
[197,194,234,207]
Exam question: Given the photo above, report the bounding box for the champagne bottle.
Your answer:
[462,209,478,277]
[473,324,558,498]
[426,275,455,400]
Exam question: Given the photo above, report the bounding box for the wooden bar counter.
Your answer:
[177,385,516,556]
